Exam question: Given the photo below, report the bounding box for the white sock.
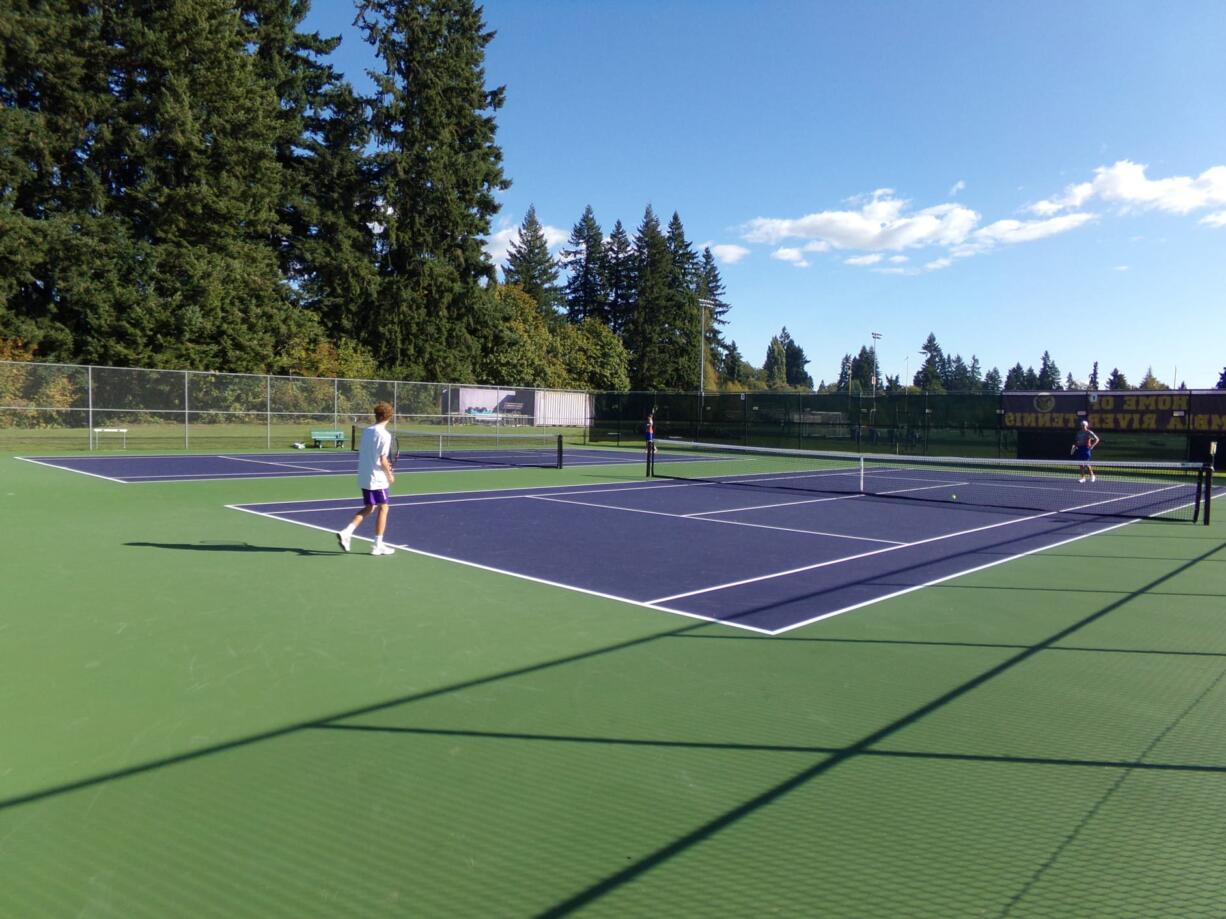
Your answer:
[375,535,384,548]
[342,524,355,536]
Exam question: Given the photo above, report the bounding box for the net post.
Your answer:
[556,434,564,469]
[1208,442,1218,526]
[859,455,865,493]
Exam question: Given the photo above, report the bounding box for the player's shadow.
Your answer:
[125,541,341,556]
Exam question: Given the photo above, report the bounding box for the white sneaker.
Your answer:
[337,530,351,552]
[1078,477,1086,483]
[371,544,395,556]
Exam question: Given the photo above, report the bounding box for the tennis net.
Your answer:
[649,440,1213,523]
[353,427,564,469]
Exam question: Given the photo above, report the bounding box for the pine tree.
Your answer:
[968,356,983,392]
[503,205,561,318]
[764,336,788,388]
[1064,372,1078,390]
[1037,351,1062,390]
[848,344,876,392]
[1088,361,1100,390]
[836,354,853,392]
[602,220,635,337]
[1138,367,1169,390]
[696,247,731,378]
[982,367,1003,394]
[722,340,745,385]
[1106,368,1130,390]
[560,205,605,325]
[1217,367,1226,390]
[780,328,814,389]
[359,0,509,379]
[1004,363,1027,390]
[625,206,691,390]
[914,334,946,392]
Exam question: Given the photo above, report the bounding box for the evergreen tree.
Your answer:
[982,367,1003,394]
[1217,367,1226,389]
[722,340,745,385]
[696,247,731,378]
[1088,361,1100,390]
[836,353,853,392]
[1003,363,1028,390]
[602,220,635,337]
[914,334,946,391]
[359,0,509,380]
[625,206,691,390]
[1037,351,1062,389]
[1023,366,1040,388]
[764,336,788,388]
[946,354,971,391]
[1064,372,1079,390]
[779,328,814,389]
[968,355,983,392]
[1106,368,1131,390]
[560,205,606,325]
[503,205,561,317]
[294,80,380,347]
[848,344,877,392]
[1138,367,1169,390]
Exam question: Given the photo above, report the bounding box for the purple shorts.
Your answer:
[1074,446,1092,462]
[362,488,389,506]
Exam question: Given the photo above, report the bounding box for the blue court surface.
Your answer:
[16,445,642,482]
[230,476,1161,635]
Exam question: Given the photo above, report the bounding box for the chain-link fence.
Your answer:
[591,389,1226,465]
[0,361,595,453]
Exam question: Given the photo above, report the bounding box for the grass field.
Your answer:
[2,449,1224,917]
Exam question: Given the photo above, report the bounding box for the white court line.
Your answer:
[528,494,904,545]
[218,455,336,472]
[768,518,1140,635]
[225,503,775,635]
[15,455,130,483]
[647,483,1187,605]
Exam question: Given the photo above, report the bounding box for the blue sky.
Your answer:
[303,0,1225,388]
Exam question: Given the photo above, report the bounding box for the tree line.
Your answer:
[2,2,1221,394]
[0,0,767,393]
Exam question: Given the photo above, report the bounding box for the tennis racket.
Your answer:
[388,432,400,467]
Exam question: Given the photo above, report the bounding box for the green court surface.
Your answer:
[2,452,1225,918]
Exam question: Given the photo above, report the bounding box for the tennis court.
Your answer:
[3,441,1225,917]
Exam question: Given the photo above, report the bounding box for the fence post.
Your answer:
[87,365,94,449]
[184,372,190,449]
[266,374,272,448]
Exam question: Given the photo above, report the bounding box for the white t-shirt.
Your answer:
[357,424,392,490]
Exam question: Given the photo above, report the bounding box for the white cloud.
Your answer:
[1201,211,1226,228]
[709,243,750,263]
[844,254,883,266]
[771,247,809,268]
[952,212,1095,257]
[742,190,980,252]
[1029,161,1226,218]
[925,257,953,271]
[888,255,909,263]
[949,180,966,196]
[1114,265,1130,272]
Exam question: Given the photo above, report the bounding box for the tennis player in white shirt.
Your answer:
[337,402,396,555]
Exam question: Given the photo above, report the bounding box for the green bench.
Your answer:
[310,429,346,448]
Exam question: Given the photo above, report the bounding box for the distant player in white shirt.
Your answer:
[337,402,396,555]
